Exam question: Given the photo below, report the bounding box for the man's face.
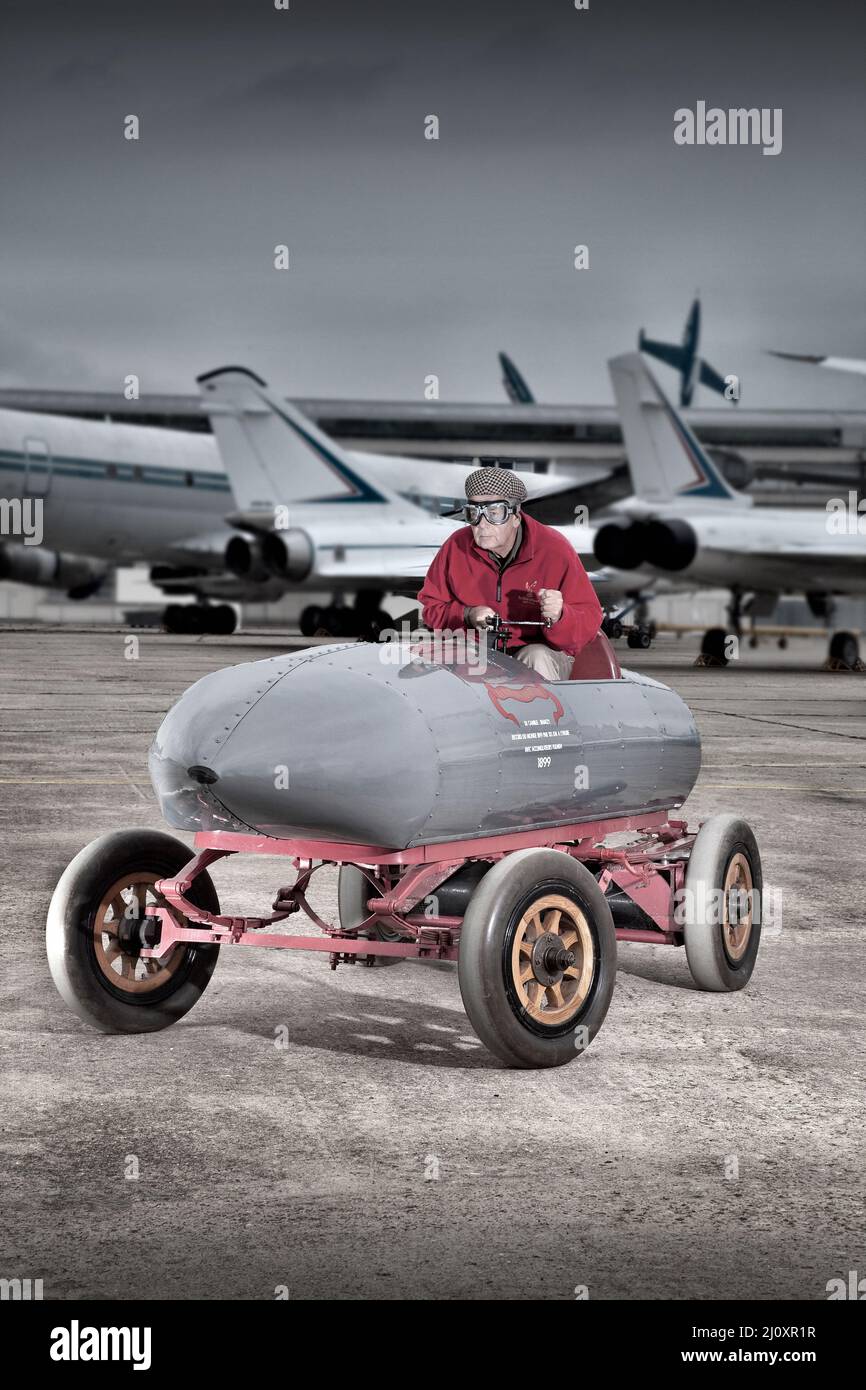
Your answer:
[469,493,520,557]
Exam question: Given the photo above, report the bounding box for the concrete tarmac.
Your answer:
[1,628,864,1300]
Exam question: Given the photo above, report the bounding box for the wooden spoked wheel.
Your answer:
[683,815,763,992]
[458,848,617,1068]
[722,852,753,964]
[47,830,221,1033]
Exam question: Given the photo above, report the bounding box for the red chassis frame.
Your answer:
[141,810,696,969]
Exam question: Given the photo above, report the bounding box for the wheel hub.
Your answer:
[116,914,144,955]
[510,894,595,1027]
[93,874,183,994]
[531,931,576,985]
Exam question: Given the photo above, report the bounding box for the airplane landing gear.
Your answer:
[696,588,745,666]
[163,603,237,636]
[602,616,654,649]
[301,592,393,642]
[603,594,656,650]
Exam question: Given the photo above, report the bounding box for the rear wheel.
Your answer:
[47,830,220,1032]
[458,848,617,1068]
[682,814,763,991]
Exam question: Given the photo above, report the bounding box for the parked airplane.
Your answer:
[594,353,865,666]
[0,382,578,635]
[197,366,657,639]
[639,296,732,407]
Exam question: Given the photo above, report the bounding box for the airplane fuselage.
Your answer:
[0,407,474,594]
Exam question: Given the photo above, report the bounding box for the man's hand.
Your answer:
[466,605,497,629]
[539,588,564,624]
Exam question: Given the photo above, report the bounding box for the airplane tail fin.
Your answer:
[638,296,730,405]
[498,351,535,404]
[609,352,748,505]
[197,366,407,520]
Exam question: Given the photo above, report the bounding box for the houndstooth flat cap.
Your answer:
[464,465,528,502]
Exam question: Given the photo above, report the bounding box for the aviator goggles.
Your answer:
[461,500,520,526]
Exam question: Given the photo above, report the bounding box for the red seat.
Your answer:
[568,630,621,681]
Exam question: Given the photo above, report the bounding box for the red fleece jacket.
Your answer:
[419,513,602,654]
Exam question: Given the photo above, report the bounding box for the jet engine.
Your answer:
[640,518,697,572]
[0,544,107,598]
[225,529,314,584]
[594,517,697,573]
[593,518,647,570]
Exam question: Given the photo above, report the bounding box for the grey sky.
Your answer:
[1,0,864,408]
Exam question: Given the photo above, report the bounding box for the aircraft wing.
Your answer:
[769,350,866,378]
[695,533,866,593]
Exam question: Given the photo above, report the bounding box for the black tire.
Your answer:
[46,830,221,1033]
[321,605,349,637]
[163,604,185,634]
[337,864,406,966]
[682,814,763,992]
[829,630,860,668]
[457,848,617,1068]
[211,604,237,635]
[701,627,729,664]
[364,609,393,642]
[300,605,324,638]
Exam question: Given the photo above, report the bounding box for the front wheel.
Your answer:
[47,830,221,1033]
[458,848,617,1068]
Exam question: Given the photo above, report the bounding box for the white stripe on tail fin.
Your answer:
[609,352,749,505]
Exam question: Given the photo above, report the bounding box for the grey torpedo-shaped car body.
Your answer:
[148,641,701,848]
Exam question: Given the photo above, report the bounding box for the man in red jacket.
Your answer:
[419,465,602,679]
